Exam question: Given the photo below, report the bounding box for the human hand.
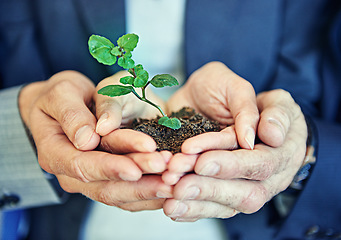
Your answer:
[162,89,307,221]
[162,61,258,184]
[166,61,259,151]
[19,70,172,210]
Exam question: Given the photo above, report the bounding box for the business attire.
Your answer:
[1,0,341,239]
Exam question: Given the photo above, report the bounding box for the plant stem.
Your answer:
[131,88,166,117]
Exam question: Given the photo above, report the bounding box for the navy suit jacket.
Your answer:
[1,0,341,239]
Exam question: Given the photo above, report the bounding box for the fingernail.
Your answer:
[169,201,188,218]
[75,125,95,149]
[245,127,255,150]
[199,162,220,176]
[182,186,200,200]
[96,113,109,135]
[268,118,285,139]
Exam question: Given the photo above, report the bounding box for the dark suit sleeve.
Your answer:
[276,7,341,238]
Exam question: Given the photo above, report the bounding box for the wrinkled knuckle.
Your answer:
[208,186,219,200]
[97,190,120,206]
[60,108,83,129]
[71,154,90,182]
[96,185,123,207]
[240,185,267,214]
[134,189,148,201]
[244,162,273,181]
[100,156,119,180]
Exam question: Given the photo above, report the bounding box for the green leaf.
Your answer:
[134,76,148,88]
[158,116,181,130]
[128,64,143,75]
[117,33,139,52]
[134,64,144,71]
[124,51,132,58]
[98,85,133,97]
[88,35,116,65]
[120,76,134,85]
[118,56,135,69]
[150,74,179,88]
[133,69,149,87]
[110,46,121,56]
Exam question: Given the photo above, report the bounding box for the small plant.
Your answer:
[88,33,181,130]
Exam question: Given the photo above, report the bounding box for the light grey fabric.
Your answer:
[82,202,228,240]
[0,86,61,211]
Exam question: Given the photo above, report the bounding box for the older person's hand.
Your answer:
[166,61,259,151]
[163,69,307,221]
[19,70,172,211]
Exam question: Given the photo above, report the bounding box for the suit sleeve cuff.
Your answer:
[0,86,63,210]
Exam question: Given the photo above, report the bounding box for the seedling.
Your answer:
[88,33,181,130]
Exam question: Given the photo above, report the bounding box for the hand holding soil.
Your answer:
[88,33,307,221]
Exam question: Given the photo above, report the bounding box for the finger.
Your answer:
[37,72,100,150]
[95,99,124,136]
[127,151,172,174]
[257,89,302,147]
[162,153,197,185]
[57,175,173,207]
[167,153,198,173]
[226,78,259,150]
[163,199,238,221]
[94,71,132,135]
[181,126,238,154]
[193,148,279,181]
[162,171,186,186]
[119,199,165,211]
[172,174,268,214]
[100,129,157,154]
[31,109,142,182]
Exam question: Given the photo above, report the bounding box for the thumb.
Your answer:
[37,71,100,150]
[257,90,301,147]
[93,72,128,136]
[226,75,259,150]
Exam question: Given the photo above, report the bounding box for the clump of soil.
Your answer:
[131,107,220,154]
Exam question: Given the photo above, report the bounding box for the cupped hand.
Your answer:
[19,70,172,210]
[162,89,308,221]
[167,61,259,151]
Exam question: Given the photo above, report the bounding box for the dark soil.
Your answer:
[131,107,220,154]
